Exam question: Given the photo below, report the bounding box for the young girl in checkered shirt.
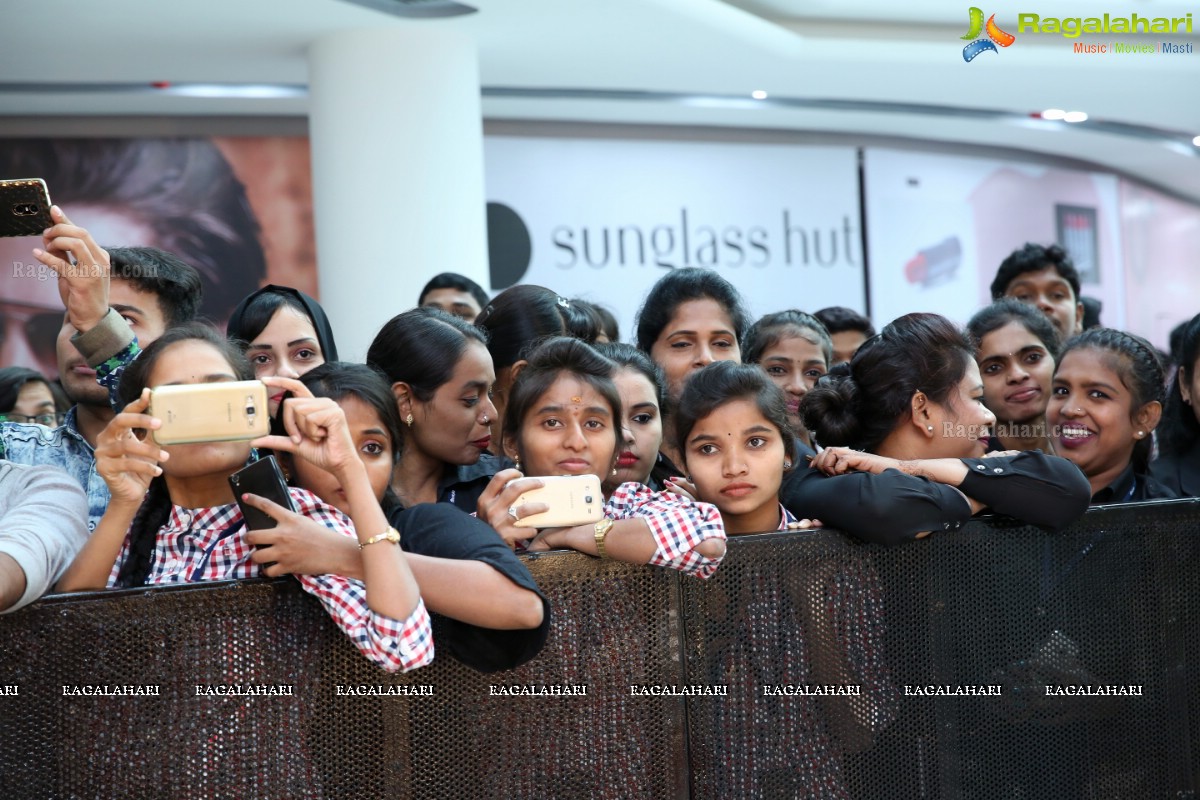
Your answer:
[56,324,433,673]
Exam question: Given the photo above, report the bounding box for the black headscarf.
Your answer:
[226,284,339,363]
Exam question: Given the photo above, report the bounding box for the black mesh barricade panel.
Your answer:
[0,553,686,800]
[681,500,1200,800]
[1,501,1198,798]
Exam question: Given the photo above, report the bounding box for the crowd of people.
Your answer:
[0,205,1194,673]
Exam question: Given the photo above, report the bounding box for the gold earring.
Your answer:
[405,413,414,427]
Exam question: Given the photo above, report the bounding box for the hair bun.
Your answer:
[801,368,862,449]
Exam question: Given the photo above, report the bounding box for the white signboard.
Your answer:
[864,148,1125,332]
[483,136,864,342]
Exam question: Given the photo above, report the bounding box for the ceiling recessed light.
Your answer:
[1063,111,1089,123]
[1041,108,1066,120]
[751,90,768,100]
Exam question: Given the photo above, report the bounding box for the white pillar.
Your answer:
[308,26,488,361]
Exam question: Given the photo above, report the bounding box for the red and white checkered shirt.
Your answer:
[605,482,726,579]
[107,487,433,673]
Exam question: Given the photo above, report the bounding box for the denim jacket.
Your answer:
[0,408,107,532]
[0,310,140,532]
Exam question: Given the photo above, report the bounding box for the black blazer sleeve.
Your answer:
[781,465,973,546]
[781,450,1092,544]
[957,450,1091,530]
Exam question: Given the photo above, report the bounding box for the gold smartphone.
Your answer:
[149,381,270,446]
[512,474,605,528]
[0,179,53,238]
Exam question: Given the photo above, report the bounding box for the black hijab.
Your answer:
[226,284,339,363]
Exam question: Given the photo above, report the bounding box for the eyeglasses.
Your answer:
[0,299,63,366]
[0,412,65,427]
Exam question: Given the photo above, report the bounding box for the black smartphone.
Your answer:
[228,455,296,531]
[0,179,53,238]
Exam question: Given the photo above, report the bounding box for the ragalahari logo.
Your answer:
[962,7,1015,61]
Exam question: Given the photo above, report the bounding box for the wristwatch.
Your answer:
[360,527,401,549]
[593,518,614,559]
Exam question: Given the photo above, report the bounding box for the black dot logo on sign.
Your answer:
[487,202,532,290]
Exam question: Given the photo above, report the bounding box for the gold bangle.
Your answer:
[359,527,401,549]
[593,518,614,559]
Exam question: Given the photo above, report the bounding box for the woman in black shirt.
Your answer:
[1152,312,1200,497]
[367,307,509,513]
[1047,328,1177,503]
[785,313,1091,542]
[254,362,548,673]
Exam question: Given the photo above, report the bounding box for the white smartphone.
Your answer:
[512,474,604,528]
[149,381,270,446]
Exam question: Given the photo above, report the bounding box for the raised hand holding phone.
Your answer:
[31,205,113,334]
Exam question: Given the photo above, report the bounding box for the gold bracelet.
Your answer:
[593,518,614,559]
[359,527,401,549]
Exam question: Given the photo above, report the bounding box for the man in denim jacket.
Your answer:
[0,207,201,530]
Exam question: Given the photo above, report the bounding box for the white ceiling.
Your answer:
[1,0,1197,201]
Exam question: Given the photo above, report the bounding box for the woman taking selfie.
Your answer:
[789,313,1091,541]
[56,325,432,673]
[477,336,727,578]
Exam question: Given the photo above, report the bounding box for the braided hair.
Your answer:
[114,325,253,587]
